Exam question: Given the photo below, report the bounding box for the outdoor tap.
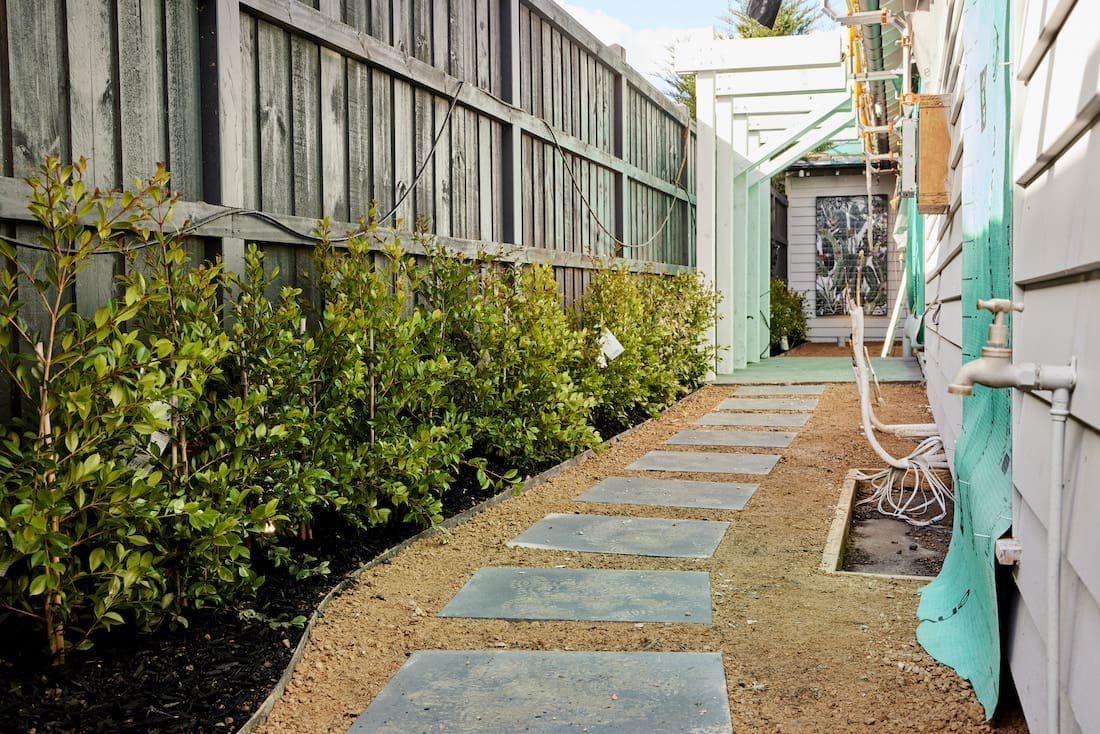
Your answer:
[947,299,1025,395]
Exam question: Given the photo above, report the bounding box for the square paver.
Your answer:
[716,397,818,411]
[348,650,732,733]
[508,513,729,558]
[438,567,712,623]
[575,477,758,510]
[666,429,795,448]
[695,412,810,427]
[627,450,779,475]
[735,384,826,396]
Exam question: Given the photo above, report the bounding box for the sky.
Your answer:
[559,2,727,90]
[560,1,841,92]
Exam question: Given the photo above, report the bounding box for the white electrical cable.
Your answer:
[847,289,953,526]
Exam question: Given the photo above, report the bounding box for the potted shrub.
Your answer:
[769,279,807,352]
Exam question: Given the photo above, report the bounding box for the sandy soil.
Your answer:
[258,370,1028,733]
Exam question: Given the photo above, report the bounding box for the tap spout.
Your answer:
[948,358,1033,396]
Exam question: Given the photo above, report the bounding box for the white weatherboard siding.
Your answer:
[912,0,967,464]
[1010,0,1100,727]
[784,170,904,344]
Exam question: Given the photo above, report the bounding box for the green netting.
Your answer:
[905,196,925,342]
[915,0,1013,719]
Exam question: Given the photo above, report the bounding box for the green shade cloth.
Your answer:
[916,0,1012,719]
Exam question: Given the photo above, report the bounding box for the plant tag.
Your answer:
[599,329,625,364]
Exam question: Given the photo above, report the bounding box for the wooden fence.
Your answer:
[0,0,696,314]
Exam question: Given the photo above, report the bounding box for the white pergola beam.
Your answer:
[744,92,852,169]
[674,33,842,73]
[757,110,856,178]
[732,93,844,115]
[715,66,847,97]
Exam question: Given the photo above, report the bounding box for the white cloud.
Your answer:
[560,3,715,91]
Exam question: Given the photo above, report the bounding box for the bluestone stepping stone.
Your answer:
[735,384,826,395]
[438,567,712,623]
[576,477,758,510]
[696,412,810,427]
[717,397,818,411]
[628,450,779,475]
[666,429,794,448]
[348,650,732,733]
[508,513,729,558]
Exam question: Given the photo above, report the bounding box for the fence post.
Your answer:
[611,45,629,256]
[199,0,246,282]
[501,0,523,246]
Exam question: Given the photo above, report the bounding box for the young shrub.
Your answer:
[576,267,717,436]
[574,267,663,435]
[0,158,176,659]
[312,225,472,528]
[769,279,807,349]
[644,272,719,393]
[118,186,265,613]
[482,261,599,469]
[420,249,598,476]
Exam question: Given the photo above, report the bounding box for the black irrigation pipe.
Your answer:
[236,386,706,734]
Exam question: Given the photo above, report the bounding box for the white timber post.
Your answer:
[695,71,719,377]
[745,131,762,363]
[758,175,772,356]
[716,94,737,374]
[731,113,749,370]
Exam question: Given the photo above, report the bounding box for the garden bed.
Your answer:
[821,470,953,580]
[0,417,652,734]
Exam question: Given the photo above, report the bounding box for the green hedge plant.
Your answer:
[0,158,177,660]
[0,158,720,661]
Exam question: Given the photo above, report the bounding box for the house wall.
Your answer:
[912,0,1100,730]
[1009,0,1100,730]
[910,0,966,456]
[784,169,903,343]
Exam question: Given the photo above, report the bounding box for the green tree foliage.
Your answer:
[721,0,825,38]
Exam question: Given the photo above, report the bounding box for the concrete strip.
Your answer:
[716,397,818,411]
[347,650,732,733]
[627,450,779,475]
[438,567,713,623]
[508,513,729,558]
[666,429,795,448]
[735,384,826,395]
[710,356,923,384]
[695,412,810,427]
[575,477,759,510]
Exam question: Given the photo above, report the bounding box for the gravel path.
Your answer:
[258,382,1029,733]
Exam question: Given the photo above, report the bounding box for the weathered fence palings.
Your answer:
[0,0,696,322]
